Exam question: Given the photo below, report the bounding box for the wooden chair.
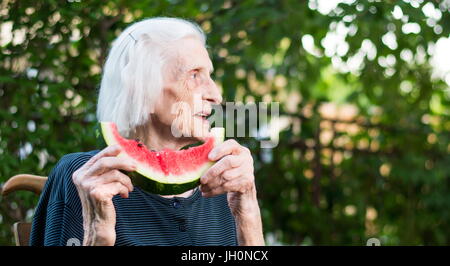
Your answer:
[1,174,48,246]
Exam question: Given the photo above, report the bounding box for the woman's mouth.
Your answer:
[194,112,211,123]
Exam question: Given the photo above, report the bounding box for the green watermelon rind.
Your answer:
[126,170,202,196]
[98,122,224,195]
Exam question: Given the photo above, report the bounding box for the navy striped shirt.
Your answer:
[29,150,238,246]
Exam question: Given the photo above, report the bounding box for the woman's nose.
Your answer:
[203,78,223,105]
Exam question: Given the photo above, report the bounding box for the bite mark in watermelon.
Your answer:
[99,122,224,195]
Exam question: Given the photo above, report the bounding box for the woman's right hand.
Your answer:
[72,145,137,246]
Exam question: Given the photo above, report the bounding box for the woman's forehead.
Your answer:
[173,38,213,73]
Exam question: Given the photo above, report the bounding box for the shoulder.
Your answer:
[54,150,100,175]
[31,150,101,246]
[45,150,100,202]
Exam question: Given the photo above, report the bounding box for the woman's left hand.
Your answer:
[200,139,258,217]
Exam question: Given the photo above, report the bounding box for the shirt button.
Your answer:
[172,200,181,209]
[179,224,187,232]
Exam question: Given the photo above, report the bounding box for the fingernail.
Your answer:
[208,151,216,160]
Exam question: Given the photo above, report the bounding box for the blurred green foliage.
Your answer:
[1,0,449,245]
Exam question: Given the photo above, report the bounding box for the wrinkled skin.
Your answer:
[73,36,264,246]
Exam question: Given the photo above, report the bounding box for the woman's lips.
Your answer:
[195,112,211,119]
[194,114,210,124]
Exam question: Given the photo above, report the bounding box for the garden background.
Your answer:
[1,0,449,245]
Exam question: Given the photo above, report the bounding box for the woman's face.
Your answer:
[152,36,222,140]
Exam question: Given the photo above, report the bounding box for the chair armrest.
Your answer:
[1,174,48,196]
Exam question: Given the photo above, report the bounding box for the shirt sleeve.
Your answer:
[29,151,96,246]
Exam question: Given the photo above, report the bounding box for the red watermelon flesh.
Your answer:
[100,122,224,185]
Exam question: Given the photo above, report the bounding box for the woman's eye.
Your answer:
[191,70,200,79]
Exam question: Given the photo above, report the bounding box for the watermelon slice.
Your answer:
[99,122,224,195]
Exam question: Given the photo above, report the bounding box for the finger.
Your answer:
[116,182,131,198]
[223,176,252,194]
[199,180,219,193]
[203,176,252,197]
[201,185,226,198]
[104,181,131,199]
[200,165,242,193]
[85,145,123,167]
[200,155,241,186]
[89,181,130,202]
[221,167,243,182]
[97,170,134,192]
[208,139,242,161]
[86,156,137,177]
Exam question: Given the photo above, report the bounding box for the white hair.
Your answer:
[96,17,206,137]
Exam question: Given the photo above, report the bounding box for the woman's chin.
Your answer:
[191,120,212,140]
[195,128,212,141]
[170,117,212,140]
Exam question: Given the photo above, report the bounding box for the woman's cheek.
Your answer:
[171,78,208,138]
[170,102,194,137]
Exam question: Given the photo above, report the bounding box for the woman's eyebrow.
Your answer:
[188,66,214,74]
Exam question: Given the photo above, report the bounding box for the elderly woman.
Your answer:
[29,17,264,246]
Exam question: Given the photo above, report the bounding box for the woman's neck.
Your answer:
[129,119,199,198]
[130,117,198,151]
